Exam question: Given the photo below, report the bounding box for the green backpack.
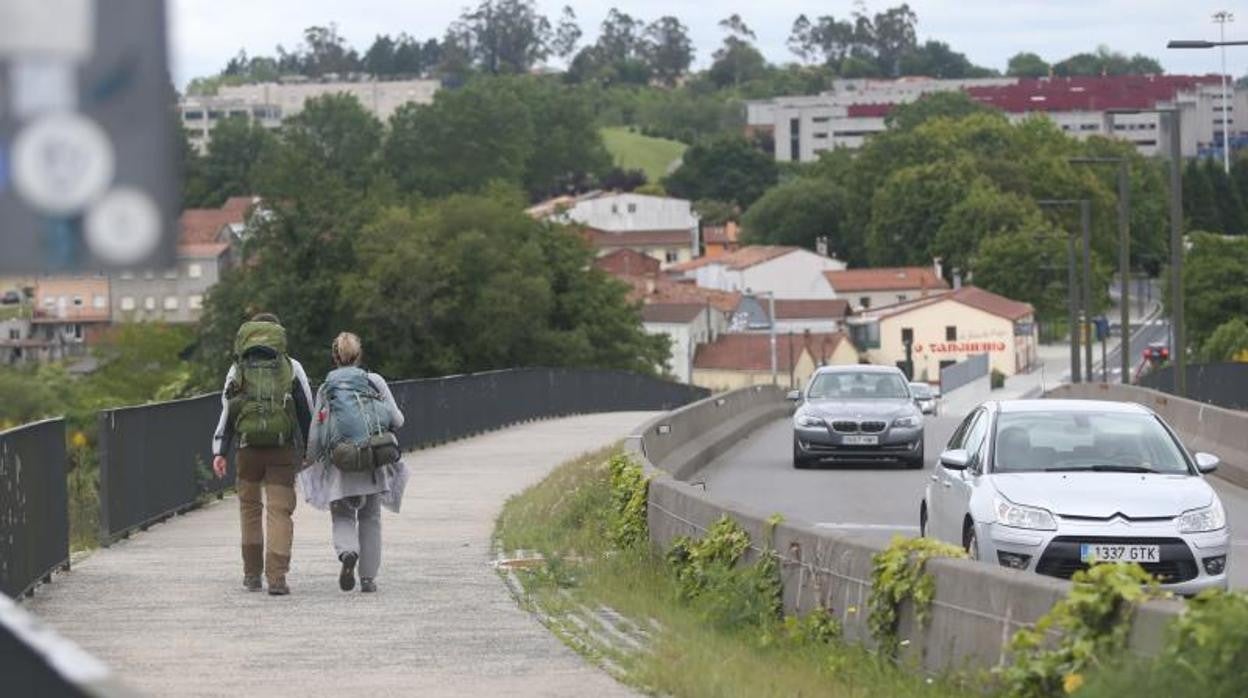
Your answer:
[228,321,297,449]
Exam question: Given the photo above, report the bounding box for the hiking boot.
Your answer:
[267,577,290,596]
[339,551,358,592]
[243,575,262,592]
[360,578,377,593]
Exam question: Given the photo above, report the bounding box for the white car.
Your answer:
[921,399,1229,595]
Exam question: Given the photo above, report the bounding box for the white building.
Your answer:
[671,246,848,300]
[180,79,440,151]
[640,302,726,383]
[750,75,1243,162]
[546,192,701,268]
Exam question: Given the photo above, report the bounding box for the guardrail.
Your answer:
[1138,362,1248,411]
[94,367,707,544]
[1,593,128,697]
[0,420,70,599]
[626,387,1180,672]
[1045,382,1248,490]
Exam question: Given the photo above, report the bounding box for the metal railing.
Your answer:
[0,420,70,599]
[1138,362,1248,411]
[939,353,989,395]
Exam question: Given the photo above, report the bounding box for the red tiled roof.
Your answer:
[177,243,231,259]
[847,103,895,118]
[668,245,800,272]
[823,267,948,293]
[587,228,693,248]
[640,302,707,324]
[693,332,846,372]
[870,285,1033,322]
[615,275,741,313]
[594,248,661,278]
[178,196,257,245]
[773,299,852,320]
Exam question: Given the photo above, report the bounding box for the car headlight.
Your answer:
[893,415,922,428]
[1177,501,1226,533]
[796,414,825,428]
[993,496,1057,531]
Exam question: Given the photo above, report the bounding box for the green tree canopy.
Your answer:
[740,177,854,259]
[1199,317,1248,363]
[884,91,995,131]
[663,136,777,207]
[1006,52,1049,78]
[1182,233,1248,352]
[184,115,276,208]
[867,160,973,265]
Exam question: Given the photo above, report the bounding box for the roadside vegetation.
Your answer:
[494,447,970,697]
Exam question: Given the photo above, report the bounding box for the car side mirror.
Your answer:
[786,390,802,402]
[940,448,970,470]
[1194,452,1219,474]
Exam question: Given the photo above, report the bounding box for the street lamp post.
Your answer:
[1106,106,1186,397]
[1070,155,1131,384]
[1037,199,1093,384]
[1171,16,1241,174]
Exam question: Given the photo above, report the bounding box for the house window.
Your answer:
[93,295,107,309]
[859,297,871,309]
[144,297,156,311]
[163,267,178,279]
[946,325,957,341]
[8,329,18,340]
[187,263,203,279]
[164,296,179,311]
[72,324,83,340]
[627,203,637,213]
[611,204,619,214]
[188,295,204,310]
[72,295,83,306]
[665,250,679,263]
[789,117,801,161]
[120,297,135,311]
[897,294,907,303]
[901,327,914,344]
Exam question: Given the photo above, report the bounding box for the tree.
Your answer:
[551,6,581,59]
[973,226,1072,321]
[787,15,818,64]
[867,160,973,266]
[276,93,383,192]
[363,35,397,76]
[1007,52,1050,78]
[299,25,361,77]
[884,91,994,131]
[693,199,737,226]
[741,177,855,260]
[866,4,918,77]
[457,0,553,75]
[1199,318,1248,362]
[645,16,694,86]
[934,181,1044,278]
[1053,46,1164,77]
[1182,233,1248,351]
[513,79,612,197]
[708,15,767,88]
[190,115,276,207]
[1207,157,1248,235]
[384,80,534,197]
[340,195,668,377]
[663,136,777,207]
[899,41,994,79]
[565,9,651,86]
[1184,159,1221,232]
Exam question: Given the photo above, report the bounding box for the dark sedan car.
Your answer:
[789,365,925,469]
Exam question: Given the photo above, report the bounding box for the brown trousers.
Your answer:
[236,447,297,583]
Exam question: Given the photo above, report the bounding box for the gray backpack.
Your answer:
[322,367,399,471]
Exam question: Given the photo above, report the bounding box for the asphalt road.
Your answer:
[698,413,1248,589]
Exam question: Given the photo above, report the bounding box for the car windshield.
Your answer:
[992,411,1192,475]
[910,384,933,398]
[807,372,910,399]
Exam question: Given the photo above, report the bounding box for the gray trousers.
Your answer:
[331,494,381,579]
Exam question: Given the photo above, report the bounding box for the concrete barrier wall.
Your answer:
[1045,383,1248,490]
[627,387,1181,672]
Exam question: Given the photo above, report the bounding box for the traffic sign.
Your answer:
[0,0,178,272]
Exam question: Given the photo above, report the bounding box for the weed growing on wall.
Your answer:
[1001,563,1159,698]
[667,515,784,631]
[868,535,967,656]
[608,453,649,550]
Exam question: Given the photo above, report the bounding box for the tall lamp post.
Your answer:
[1106,106,1186,396]
[1037,199,1093,383]
[1172,15,1240,172]
[1069,155,1131,384]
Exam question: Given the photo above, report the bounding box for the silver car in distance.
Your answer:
[921,399,1229,595]
[790,365,925,469]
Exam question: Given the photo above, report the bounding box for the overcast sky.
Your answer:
[170,1,1246,88]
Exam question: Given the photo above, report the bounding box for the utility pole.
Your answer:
[1070,154,1132,384]
[1168,110,1187,397]
[1081,199,1094,383]
[767,292,778,386]
[1214,11,1234,174]
[1038,199,1090,384]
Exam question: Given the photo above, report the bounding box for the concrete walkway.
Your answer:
[23,413,656,697]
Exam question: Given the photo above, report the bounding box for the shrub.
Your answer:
[607,453,649,550]
[991,368,1006,389]
[867,536,967,656]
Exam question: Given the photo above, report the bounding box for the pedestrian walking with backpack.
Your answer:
[299,332,407,593]
[211,313,313,596]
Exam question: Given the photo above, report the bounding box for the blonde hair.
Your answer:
[331,332,362,367]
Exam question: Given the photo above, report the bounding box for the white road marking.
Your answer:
[815,523,920,533]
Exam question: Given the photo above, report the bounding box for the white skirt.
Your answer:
[297,460,409,513]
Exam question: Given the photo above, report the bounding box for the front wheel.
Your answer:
[964,525,980,561]
[793,440,812,469]
[904,444,925,469]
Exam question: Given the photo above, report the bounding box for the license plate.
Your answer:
[842,435,878,446]
[1079,544,1160,563]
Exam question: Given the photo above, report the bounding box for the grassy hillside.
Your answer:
[600,127,688,184]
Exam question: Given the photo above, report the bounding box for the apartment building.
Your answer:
[534,192,701,268]
[750,75,1242,162]
[180,78,440,151]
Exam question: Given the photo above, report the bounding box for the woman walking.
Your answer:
[300,332,408,593]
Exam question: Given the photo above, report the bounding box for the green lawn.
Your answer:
[600,127,687,183]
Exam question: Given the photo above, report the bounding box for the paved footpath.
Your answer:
[24,413,656,697]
